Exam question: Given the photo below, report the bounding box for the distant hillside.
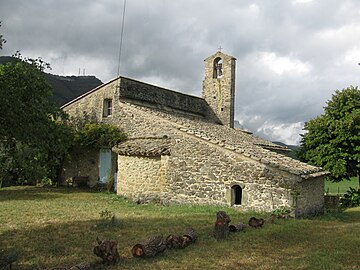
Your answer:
[0,56,103,106]
[44,73,102,105]
[273,141,300,160]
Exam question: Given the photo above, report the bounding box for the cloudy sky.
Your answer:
[1,0,360,145]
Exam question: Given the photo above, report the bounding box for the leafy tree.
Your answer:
[298,86,360,184]
[0,53,73,185]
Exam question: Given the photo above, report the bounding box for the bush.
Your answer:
[340,187,360,207]
[74,123,127,148]
[36,177,53,187]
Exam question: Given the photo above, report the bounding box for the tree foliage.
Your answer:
[298,86,360,183]
[0,54,73,185]
[74,123,127,149]
[0,50,127,186]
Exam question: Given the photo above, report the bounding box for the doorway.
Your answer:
[99,149,112,184]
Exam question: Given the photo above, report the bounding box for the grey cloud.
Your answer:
[1,0,360,144]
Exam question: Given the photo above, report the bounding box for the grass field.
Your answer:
[325,177,359,194]
[1,186,360,270]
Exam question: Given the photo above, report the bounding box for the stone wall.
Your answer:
[62,80,324,217]
[117,155,169,201]
[296,176,324,217]
[63,79,117,121]
[163,133,297,213]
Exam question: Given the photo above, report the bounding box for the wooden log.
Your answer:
[165,234,184,249]
[229,222,246,232]
[214,211,231,240]
[183,228,198,243]
[132,235,166,258]
[248,217,264,228]
[93,237,120,264]
[166,228,198,249]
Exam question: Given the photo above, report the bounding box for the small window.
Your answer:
[103,99,112,117]
[231,185,242,205]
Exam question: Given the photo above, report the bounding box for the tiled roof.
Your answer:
[113,137,171,157]
[123,102,329,180]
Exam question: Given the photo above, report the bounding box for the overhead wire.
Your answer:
[117,0,127,77]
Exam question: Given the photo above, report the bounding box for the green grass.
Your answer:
[325,177,359,194]
[1,186,360,270]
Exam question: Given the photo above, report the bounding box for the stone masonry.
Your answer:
[61,51,328,217]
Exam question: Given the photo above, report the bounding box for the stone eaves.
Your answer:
[113,137,171,157]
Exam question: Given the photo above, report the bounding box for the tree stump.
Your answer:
[248,217,264,228]
[229,222,246,232]
[93,237,120,264]
[166,228,198,249]
[132,235,166,258]
[214,211,231,240]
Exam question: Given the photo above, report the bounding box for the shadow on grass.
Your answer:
[0,215,217,270]
[2,209,360,270]
[0,186,94,202]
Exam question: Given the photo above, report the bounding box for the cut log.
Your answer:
[165,234,184,249]
[229,222,246,232]
[166,228,198,249]
[183,228,198,243]
[132,235,166,258]
[248,217,264,228]
[214,211,231,240]
[93,237,120,264]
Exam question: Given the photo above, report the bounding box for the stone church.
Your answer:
[61,51,328,217]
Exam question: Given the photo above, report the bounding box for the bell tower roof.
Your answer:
[204,51,237,62]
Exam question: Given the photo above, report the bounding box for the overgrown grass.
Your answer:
[1,186,360,270]
[325,177,359,194]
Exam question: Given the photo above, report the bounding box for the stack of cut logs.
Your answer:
[48,210,289,269]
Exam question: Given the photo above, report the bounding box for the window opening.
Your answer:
[103,99,113,117]
[231,185,242,205]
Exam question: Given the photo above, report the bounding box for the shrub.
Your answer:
[74,123,127,149]
[340,187,360,207]
[36,177,53,187]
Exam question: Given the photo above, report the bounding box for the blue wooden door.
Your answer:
[99,149,112,184]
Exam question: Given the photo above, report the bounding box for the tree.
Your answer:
[0,53,73,185]
[298,86,360,184]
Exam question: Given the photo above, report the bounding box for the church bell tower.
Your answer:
[202,51,236,128]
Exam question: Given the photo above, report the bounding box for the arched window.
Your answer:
[213,57,223,78]
[231,185,242,205]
